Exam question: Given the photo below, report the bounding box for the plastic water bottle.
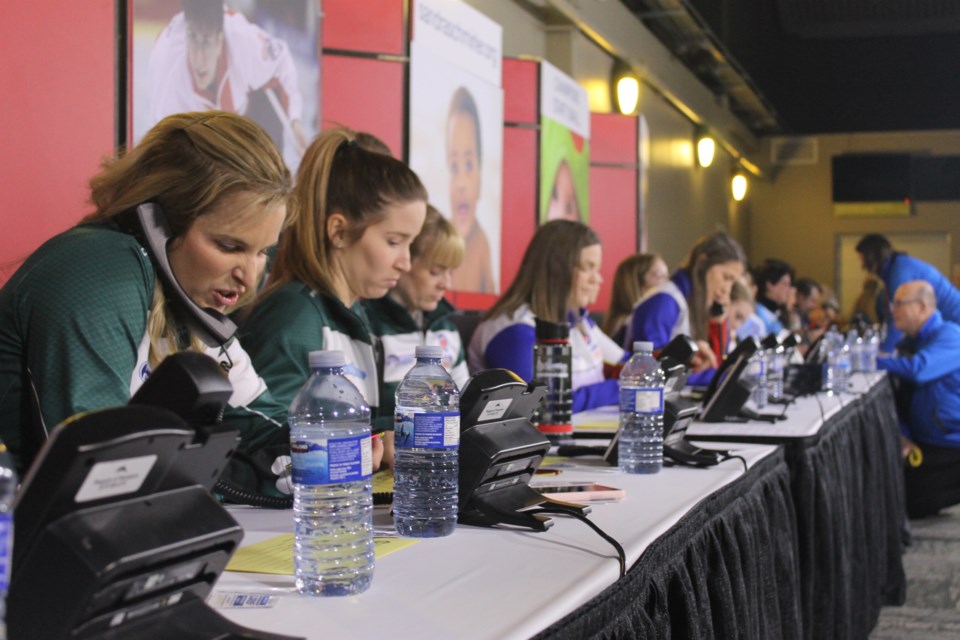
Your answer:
[836,332,852,393]
[747,349,768,408]
[394,345,460,537]
[865,327,880,372]
[289,350,374,596]
[767,346,785,401]
[531,318,573,441]
[619,341,665,474]
[848,329,865,373]
[822,326,840,393]
[0,443,15,639]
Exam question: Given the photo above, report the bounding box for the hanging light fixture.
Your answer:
[696,134,715,168]
[611,61,640,115]
[731,172,748,201]
[616,76,640,115]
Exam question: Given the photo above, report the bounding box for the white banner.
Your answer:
[540,60,590,140]
[413,0,502,86]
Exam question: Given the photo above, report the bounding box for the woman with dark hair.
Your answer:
[856,233,960,352]
[626,231,746,381]
[240,127,428,467]
[0,111,294,475]
[468,220,625,412]
[754,258,794,335]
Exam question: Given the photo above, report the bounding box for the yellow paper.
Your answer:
[540,455,567,468]
[575,420,618,431]
[372,469,394,495]
[226,534,419,575]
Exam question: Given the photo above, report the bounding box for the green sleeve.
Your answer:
[373,379,398,433]
[239,286,324,411]
[221,388,290,455]
[7,229,152,465]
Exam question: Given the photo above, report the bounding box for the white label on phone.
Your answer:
[75,455,157,503]
[479,398,512,421]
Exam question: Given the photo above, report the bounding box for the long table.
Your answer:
[682,372,907,639]
[213,373,905,639]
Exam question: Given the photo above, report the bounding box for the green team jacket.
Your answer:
[0,224,289,475]
[238,281,386,427]
[364,295,469,419]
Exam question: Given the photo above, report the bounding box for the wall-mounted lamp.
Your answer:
[612,62,640,115]
[731,172,748,201]
[696,135,715,168]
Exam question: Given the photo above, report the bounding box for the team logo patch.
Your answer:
[139,363,152,382]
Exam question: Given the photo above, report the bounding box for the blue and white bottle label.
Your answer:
[0,512,10,591]
[619,387,664,414]
[395,411,460,449]
[290,435,372,485]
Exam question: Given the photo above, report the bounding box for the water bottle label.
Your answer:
[395,411,460,449]
[619,387,664,414]
[0,512,10,591]
[291,435,372,485]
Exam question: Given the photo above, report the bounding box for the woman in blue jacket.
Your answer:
[468,220,625,412]
[625,231,746,384]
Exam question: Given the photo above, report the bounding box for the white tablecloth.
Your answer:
[214,444,777,640]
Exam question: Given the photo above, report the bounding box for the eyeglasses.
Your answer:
[890,298,922,310]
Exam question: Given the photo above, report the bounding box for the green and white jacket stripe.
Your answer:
[239,281,381,416]
[364,295,468,420]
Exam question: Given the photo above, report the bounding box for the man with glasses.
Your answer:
[879,280,960,518]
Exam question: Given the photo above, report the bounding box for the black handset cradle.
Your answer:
[132,202,237,347]
[699,337,760,423]
[9,352,299,640]
[458,369,589,531]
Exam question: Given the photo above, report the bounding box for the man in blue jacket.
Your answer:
[857,234,960,353]
[878,280,960,518]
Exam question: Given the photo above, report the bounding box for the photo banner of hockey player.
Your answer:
[408,0,504,295]
[539,60,590,225]
[130,0,319,172]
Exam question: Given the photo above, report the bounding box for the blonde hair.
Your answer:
[603,253,662,336]
[486,220,600,324]
[412,206,465,270]
[84,111,293,366]
[262,127,428,300]
[730,280,754,304]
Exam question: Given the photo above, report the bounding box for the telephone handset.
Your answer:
[701,337,759,408]
[133,203,237,347]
